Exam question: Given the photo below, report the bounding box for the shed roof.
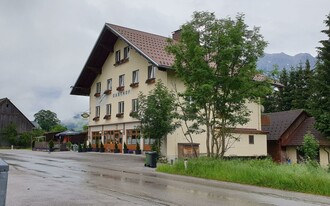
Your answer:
[284,117,330,146]
[262,109,304,141]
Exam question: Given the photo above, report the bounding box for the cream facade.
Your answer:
[286,146,330,167]
[71,23,268,161]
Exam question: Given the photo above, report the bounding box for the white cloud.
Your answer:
[0,0,329,122]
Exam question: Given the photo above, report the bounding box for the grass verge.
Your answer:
[156,158,330,196]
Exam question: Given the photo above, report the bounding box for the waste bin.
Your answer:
[145,151,157,168]
[0,159,9,206]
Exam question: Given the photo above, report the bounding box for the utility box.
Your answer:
[145,151,157,168]
[0,159,9,206]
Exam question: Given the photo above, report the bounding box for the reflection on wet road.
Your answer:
[1,150,330,206]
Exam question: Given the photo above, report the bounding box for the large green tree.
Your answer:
[167,12,270,158]
[309,13,330,137]
[34,110,60,132]
[133,81,177,154]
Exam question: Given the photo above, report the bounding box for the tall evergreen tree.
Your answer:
[309,13,330,137]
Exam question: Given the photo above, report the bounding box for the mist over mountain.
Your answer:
[257,53,317,72]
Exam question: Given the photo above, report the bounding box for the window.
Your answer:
[92,132,101,145]
[95,106,100,117]
[96,82,101,93]
[115,50,121,63]
[249,135,254,144]
[148,65,156,79]
[107,79,112,90]
[118,101,124,114]
[132,99,138,112]
[106,104,111,115]
[126,129,140,145]
[132,70,139,83]
[124,46,130,59]
[144,138,156,145]
[119,75,125,87]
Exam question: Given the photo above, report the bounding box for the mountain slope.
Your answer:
[257,53,316,71]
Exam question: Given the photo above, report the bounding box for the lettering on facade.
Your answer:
[113,89,131,98]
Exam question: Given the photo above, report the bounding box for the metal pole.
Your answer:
[0,159,9,206]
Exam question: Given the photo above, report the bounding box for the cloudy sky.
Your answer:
[1,0,329,122]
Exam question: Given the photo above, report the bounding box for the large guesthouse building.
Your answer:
[71,24,267,161]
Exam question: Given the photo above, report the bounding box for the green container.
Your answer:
[145,151,157,168]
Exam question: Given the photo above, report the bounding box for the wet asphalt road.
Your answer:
[1,150,330,206]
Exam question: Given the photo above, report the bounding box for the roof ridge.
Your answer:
[263,109,304,115]
[106,23,170,39]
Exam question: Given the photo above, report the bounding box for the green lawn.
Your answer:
[157,158,330,196]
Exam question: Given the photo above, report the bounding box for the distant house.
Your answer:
[0,98,35,146]
[262,109,330,167]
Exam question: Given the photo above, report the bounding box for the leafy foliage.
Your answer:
[299,132,319,161]
[34,109,60,131]
[133,81,177,154]
[167,11,270,158]
[50,124,67,132]
[1,123,18,146]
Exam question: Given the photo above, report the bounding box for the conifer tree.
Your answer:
[309,13,330,137]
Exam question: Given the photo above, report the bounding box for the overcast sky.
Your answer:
[1,0,329,122]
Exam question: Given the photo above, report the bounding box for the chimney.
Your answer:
[261,115,270,126]
[172,29,181,41]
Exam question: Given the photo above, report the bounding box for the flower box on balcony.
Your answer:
[94,92,101,97]
[113,58,129,66]
[116,86,125,92]
[145,78,156,84]
[104,90,112,95]
[92,116,100,121]
[130,82,139,88]
[129,111,138,117]
[103,115,111,120]
[116,113,124,118]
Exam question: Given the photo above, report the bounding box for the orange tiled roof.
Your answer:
[107,23,175,68]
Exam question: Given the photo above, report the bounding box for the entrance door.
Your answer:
[104,130,122,152]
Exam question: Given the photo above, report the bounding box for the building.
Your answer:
[0,98,35,146]
[262,109,330,167]
[70,23,268,161]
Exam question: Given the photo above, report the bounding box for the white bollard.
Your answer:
[184,159,188,170]
[11,145,13,150]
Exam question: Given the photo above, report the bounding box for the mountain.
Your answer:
[257,52,317,72]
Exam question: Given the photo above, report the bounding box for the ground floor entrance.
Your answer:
[90,124,155,153]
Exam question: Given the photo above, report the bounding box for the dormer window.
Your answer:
[124,46,130,59]
[115,50,121,64]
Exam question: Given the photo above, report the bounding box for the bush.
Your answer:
[83,142,87,152]
[66,141,72,151]
[157,158,330,196]
[49,140,54,151]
